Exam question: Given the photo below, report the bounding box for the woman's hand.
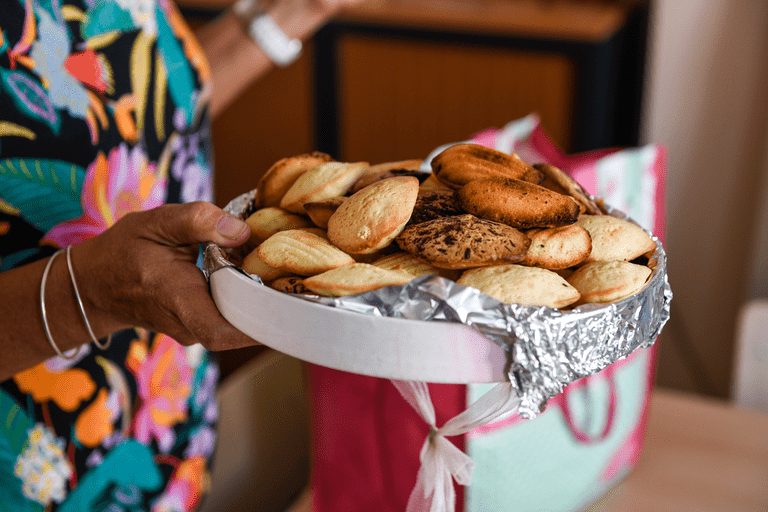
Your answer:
[72,201,257,351]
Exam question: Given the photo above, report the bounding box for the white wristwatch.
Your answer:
[233,0,303,67]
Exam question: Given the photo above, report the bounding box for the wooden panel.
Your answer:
[336,34,575,163]
[209,45,315,207]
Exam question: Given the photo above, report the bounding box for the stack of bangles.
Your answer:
[40,247,112,360]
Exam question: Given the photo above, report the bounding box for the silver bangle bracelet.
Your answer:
[233,0,303,67]
[66,246,112,350]
[40,249,79,360]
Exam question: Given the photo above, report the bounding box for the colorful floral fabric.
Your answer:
[0,1,218,510]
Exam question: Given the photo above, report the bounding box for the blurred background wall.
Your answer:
[643,0,768,397]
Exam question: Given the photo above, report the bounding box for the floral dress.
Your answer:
[0,1,219,510]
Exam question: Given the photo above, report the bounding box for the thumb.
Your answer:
[135,202,250,247]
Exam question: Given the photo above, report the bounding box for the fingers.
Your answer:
[131,202,250,248]
[170,273,257,350]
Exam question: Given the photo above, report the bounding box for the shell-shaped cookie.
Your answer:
[457,264,580,309]
[457,177,580,229]
[431,143,544,189]
[328,176,420,254]
[372,252,442,277]
[302,263,414,297]
[350,159,424,194]
[419,173,451,190]
[406,188,464,226]
[255,152,333,208]
[567,260,652,305]
[303,197,346,229]
[280,161,369,214]
[520,224,592,270]
[395,214,530,270]
[577,215,656,263]
[241,247,291,282]
[534,163,601,215]
[245,207,314,245]
[257,229,355,276]
[270,276,311,294]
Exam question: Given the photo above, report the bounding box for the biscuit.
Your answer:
[419,173,451,190]
[350,159,424,193]
[244,207,314,245]
[457,264,580,309]
[280,161,369,214]
[302,263,414,297]
[303,197,346,229]
[257,229,355,276]
[520,224,592,269]
[241,248,292,282]
[431,143,544,189]
[457,177,580,229]
[395,214,531,269]
[534,163,601,215]
[328,176,420,254]
[270,276,311,294]
[372,252,442,277]
[407,188,464,226]
[255,152,333,208]
[567,260,652,305]
[577,215,656,263]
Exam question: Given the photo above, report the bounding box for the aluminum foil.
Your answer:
[205,191,672,419]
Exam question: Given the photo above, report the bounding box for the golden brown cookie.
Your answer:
[419,173,451,190]
[303,197,346,229]
[255,152,333,208]
[407,188,464,226]
[350,159,424,193]
[520,224,592,270]
[302,263,414,297]
[270,276,311,294]
[457,264,580,309]
[395,214,530,269]
[567,260,652,305]
[244,207,314,246]
[372,252,442,277]
[457,177,580,229]
[241,247,292,282]
[280,161,369,214]
[256,229,355,276]
[534,163,601,215]
[430,143,544,189]
[327,176,420,254]
[577,215,656,263]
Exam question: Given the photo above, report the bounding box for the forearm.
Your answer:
[197,1,346,118]
[0,250,125,381]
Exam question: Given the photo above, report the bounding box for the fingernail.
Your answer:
[217,214,248,239]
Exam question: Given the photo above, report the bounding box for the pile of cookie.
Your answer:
[234,143,657,310]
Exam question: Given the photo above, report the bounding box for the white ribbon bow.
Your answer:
[391,381,521,512]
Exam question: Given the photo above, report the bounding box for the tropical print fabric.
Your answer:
[0,1,218,510]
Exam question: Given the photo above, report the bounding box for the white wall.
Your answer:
[642,0,768,396]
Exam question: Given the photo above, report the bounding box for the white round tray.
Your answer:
[209,266,509,383]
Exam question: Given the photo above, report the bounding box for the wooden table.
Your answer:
[289,389,768,512]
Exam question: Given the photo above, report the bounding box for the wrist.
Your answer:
[233,0,306,67]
